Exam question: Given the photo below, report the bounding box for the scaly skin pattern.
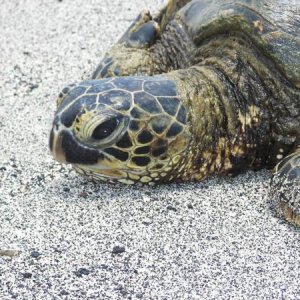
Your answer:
[50,0,300,225]
[50,76,191,184]
[166,35,299,181]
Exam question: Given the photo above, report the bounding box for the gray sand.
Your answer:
[0,1,300,299]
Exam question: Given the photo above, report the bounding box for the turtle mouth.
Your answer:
[73,164,127,180]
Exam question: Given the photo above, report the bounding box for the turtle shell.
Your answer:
[170,0,300,87]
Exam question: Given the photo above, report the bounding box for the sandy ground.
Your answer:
[0,0,300,299]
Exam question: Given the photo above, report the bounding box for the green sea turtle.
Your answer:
[49,0,300,226]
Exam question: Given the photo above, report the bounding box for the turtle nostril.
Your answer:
[53,116,61,131]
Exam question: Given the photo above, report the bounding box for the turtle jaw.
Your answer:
[72,162,132,184]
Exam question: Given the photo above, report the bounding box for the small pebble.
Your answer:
[142,219,152,226]
[74,268,90,277]
[60,290,69,296]
[30,251,41,258]
[166,205,177,212]
[27,83,39,92]
[23,272,32,279]
[112,245,125,254]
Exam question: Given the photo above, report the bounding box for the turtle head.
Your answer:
[50,77,191,184]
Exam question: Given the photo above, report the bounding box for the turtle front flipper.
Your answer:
[270,147,300,227]
[92,10,160,79]
[119,10,160,49]
[92,1,194,79]
[117,1,192,49]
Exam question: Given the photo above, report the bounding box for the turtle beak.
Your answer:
[49,127,68,163]
[49,122,103,165]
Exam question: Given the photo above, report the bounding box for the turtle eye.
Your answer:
[91,118,120,140]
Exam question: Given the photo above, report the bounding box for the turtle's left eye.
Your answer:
[92,118,120,140]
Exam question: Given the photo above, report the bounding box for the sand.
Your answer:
[0,0,300,299]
